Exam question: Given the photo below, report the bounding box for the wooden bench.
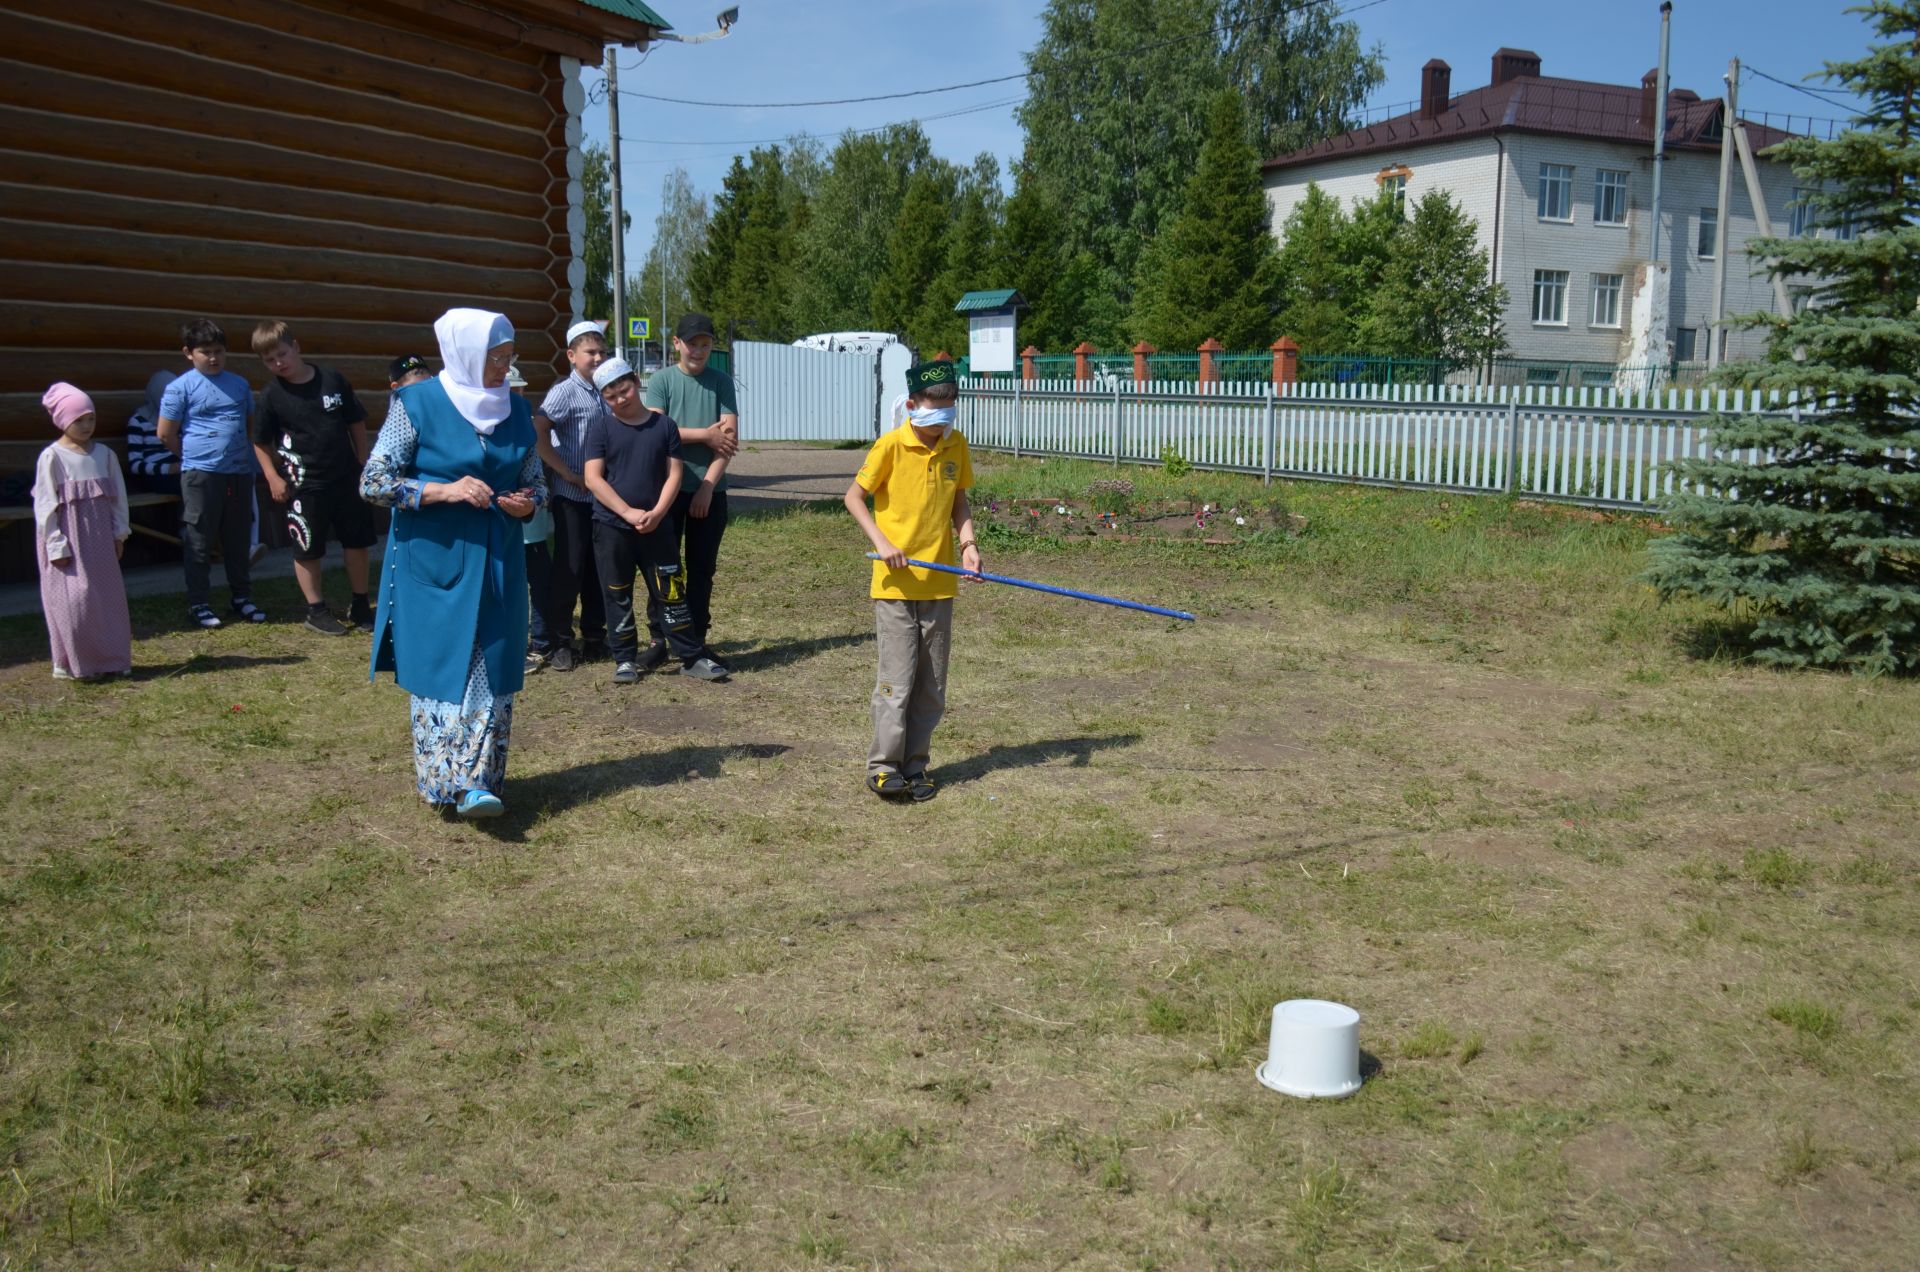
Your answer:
[0,492,184,546]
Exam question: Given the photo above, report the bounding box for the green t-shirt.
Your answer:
[643,364,737,490]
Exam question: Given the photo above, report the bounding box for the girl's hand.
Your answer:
[115,538,126,560]
[429,476,493,508]
[495,489,534,519]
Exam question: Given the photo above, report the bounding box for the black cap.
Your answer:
[675,312,717,342]
[389,354,428,381]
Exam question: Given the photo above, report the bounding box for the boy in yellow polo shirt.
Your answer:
[844,360,981,802]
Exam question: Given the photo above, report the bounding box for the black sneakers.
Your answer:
[304,607,349,636]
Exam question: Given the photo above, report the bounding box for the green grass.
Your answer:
[2,457,1918,1267]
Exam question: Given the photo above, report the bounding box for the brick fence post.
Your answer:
[1132,341,1155,385]
[1270,336,1299,392]
[1198,337,1224,386]
[1073,341,1097,382]
[1021,345,1040,382]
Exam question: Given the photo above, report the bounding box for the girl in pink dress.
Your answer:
[33,383,133,680]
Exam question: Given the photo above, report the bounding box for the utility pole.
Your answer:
[1649,2,1673,264]
[605,46,628,362]
[1709,57,1738,368]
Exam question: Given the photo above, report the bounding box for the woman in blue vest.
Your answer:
[362,308,547,819]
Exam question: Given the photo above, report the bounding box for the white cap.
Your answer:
[591,357,637,391]
[566,320,606,346]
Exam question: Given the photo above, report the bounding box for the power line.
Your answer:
[616,0,1388,110]
[1745,64,1858,109]
[614,96,1026,147]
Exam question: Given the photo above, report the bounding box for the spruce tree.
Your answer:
[871,171,954,346]
[687,154,751,334]
[1644,2,1920,673]
[922,181,999,356]
[720,148,798,342]
[1360,189,1507,364]
[1272,183,1354,352]
[1129,91,1282,350]
[579,142,626,321]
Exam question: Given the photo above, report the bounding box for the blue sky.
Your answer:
[586,0,1875,272]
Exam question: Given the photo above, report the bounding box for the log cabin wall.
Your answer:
[0,0,647,532]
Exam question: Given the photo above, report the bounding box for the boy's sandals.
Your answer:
[188,604,223,629]
[867,771,913,801]
[907,773,939,803]
[230,599,268,624]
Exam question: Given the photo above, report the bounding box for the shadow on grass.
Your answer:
[939,732,1143,787]
[1675,616,1759,665]
[133,653,308,680]
[716,629,871,673]
[492,742,795,835]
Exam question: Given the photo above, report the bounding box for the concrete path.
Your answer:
[0,444,868,618]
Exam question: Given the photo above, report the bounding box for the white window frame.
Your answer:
[1789,187,1816,238]
[1532,269,1570,325]
[1538,163,1574,222]
[1697,207,1718,260]
[1594,169,1629,226]
[1590,273,1623,329]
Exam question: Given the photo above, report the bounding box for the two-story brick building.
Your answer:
[1263,49,1817,373]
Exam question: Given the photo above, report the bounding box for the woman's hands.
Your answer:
[425,476,494,508]
[494,488,535,519]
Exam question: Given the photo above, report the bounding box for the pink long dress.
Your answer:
[33,441,133,678]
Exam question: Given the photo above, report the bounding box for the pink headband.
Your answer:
[42,382,95,432]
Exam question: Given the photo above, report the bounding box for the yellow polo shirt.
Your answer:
[856,423,973,600]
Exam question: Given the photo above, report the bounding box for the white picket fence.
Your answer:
[957,378,1810,509]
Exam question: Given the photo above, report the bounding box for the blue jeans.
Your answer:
[526,539,553,651]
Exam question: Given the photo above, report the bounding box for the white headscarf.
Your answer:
[433,308,515,435]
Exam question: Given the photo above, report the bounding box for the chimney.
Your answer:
[1490,47,1541,86]
[1640,68,1660,138]
[1420,59,1451,120]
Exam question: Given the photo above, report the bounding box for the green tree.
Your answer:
[922,157,1003,355]
[1017,0,1382,324]
[580,141,627,322]
[871,170,956,347]
[1359,189,1506,364]
[1271,183,1353,352]
[1644,1,1920,673]
[720,147,801,342]
[790,124,936,333]
[633,166,708,363]
[687,154,751,332]
[1129,92,1282,350]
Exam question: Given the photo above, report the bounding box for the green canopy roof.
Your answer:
[953,289,1025,313]
[579,0,672,29]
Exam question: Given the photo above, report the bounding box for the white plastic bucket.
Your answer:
[1255,999,1362,1099]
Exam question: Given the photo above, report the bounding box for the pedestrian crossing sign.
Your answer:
[629,317,651,340]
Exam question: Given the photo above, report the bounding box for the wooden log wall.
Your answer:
[0,0,598,482]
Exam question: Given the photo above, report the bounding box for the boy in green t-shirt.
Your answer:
[843,360,980,803]
[641,313,738,671]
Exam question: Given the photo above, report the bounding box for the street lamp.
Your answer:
[607,8,740,360]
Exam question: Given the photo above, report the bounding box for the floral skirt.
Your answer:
[409,644,514,805]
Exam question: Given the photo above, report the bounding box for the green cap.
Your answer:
[906,360,958,392]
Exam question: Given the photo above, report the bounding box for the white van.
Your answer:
[792,331,910,358]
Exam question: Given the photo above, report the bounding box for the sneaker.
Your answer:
[636,639,669,673]
[51,666,74,681]
[612,660,639,685]
[547,644,577,672]
[679,655,729,682]
[230,599,268,624]
[454,789,505,820]
[348,602,376,632]
[907,772,939,803]
[188,604,223,630]
[304,608,349,637]
[524,648,548,675]
[867,771,912,801]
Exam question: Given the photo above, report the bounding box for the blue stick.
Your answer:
[866,553,1195,621]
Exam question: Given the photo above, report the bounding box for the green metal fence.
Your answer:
[956,349,1723,389]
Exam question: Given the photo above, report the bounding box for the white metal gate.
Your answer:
[732,341,882,441]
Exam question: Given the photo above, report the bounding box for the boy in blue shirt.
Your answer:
[158,318,265,629]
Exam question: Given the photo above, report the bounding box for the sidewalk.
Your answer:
[0,444,868,618]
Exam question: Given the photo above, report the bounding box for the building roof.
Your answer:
[577,0,672,29]
[1264,70,1795,172]
[953,289,1025,313]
